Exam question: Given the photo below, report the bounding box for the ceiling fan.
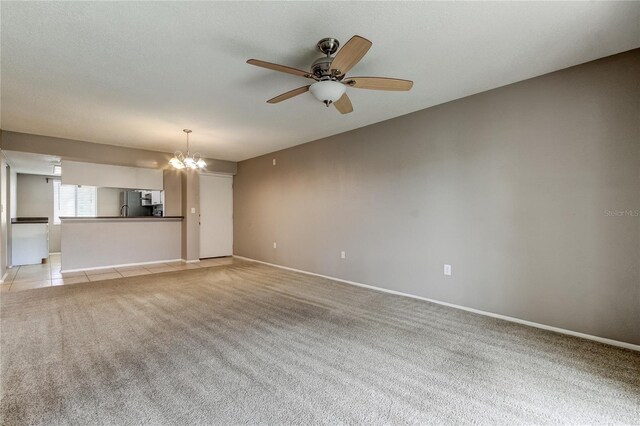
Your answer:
[247,35,413,114]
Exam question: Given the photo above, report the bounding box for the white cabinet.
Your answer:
[140,190,163,206]
[62,161,164,190]
[151,191,162,205]
[12,223,49,266]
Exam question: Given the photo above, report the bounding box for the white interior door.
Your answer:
[199,174,233,258]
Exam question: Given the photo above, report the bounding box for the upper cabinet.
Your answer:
[140,190,163,206]
[61,161,163,190]
[151,190,162,205]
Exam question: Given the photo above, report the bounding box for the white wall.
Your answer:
[10,169,17,219]
[61,218,182,270]
[7,167,16,267]
[62,161,163,190]
[16,174,59,252]
[97,187,121,216]
[15,176,159,253]
[0,154,8,278]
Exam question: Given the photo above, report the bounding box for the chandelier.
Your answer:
[169,129,207,170]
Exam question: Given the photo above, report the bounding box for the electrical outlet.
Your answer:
[340,251,346,259]
[273,242,277,249]
[444,264,452,276]
[273,158,276,166]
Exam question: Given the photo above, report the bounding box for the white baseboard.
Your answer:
[185,259,201,264]
[233,255,640,352]
[61,258,184,273]
[0,271,7,284]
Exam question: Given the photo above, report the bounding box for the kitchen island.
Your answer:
[60,216,183,271]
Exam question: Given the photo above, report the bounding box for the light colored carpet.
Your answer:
[1,260,638,425]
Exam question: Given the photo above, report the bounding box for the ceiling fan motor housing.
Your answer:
[311,38,344,79]
[316,38,339,55]
[311,56,334,78]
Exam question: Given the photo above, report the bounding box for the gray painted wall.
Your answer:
[163,170,183,217]
[234,50,640,345]
[0,131,237,175]
[181,170,200,261]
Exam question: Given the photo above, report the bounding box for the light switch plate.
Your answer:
[444,264,452,276]
[273,242,277,249]
[340,251,346,259]
[191,207,196,214]
[273,158,276,166]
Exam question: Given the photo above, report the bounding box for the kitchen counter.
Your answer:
[60,216,183,222]
[11,217,49,224]
[61,217,183,271]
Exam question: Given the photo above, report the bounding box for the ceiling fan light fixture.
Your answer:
[309,80,346,105]
[247,35,412,114]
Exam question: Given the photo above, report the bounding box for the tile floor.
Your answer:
[0,254,236,293]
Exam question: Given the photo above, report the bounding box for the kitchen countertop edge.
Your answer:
[11,217,49,224]
[60,216,184,222]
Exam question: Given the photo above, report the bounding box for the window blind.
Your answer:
[53,181,97,224]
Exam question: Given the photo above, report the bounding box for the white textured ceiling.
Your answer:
[2,2,639,162]
[4,151,60,176]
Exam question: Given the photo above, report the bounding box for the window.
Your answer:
[53,181,97,224]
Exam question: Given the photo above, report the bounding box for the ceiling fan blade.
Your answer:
[267,85,310,104]
[344,77,413,91]
[247,59,314,79]
[333,93,353,114]
[330,35,372,76]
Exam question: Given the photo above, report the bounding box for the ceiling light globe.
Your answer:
[309,80,346,104]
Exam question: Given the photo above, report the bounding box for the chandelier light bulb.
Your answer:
[184,157,196,168]
[169,156,184,169]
